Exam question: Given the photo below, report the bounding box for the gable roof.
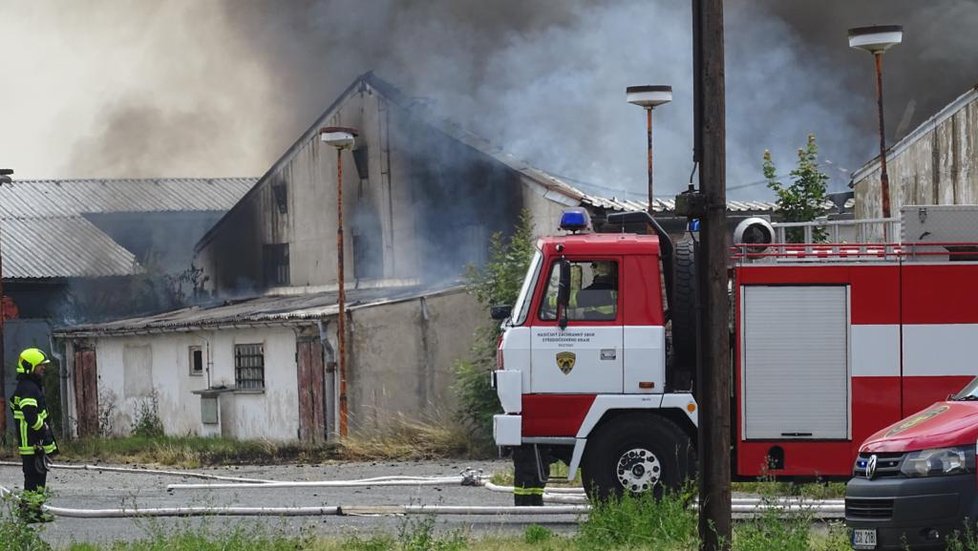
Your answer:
[196,73,591,251]
[2,178,255,279]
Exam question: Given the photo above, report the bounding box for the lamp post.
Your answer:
[0,168,11,437]
[848,25,903,223]
[626,85,672,215]
[319,128,357,438]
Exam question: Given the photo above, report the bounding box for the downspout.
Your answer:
[317,319,337,440]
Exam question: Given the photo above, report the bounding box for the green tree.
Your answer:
[763,134,830,243]
[453,209,535,446]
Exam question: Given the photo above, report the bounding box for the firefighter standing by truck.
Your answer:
[10,347,58,522]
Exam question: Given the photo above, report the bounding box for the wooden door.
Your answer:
[73,347,99,437]
[296,340,326,442]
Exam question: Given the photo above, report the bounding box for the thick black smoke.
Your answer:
[49,1,978,199]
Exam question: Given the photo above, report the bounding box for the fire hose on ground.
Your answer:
[0,462,845,519]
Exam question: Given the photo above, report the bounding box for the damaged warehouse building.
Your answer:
[0,178,254,432]
[54,73,778,442]
[852,84,978,216]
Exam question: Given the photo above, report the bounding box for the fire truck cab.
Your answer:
[492,205,978,499]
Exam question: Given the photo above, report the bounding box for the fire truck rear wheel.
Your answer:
[581,414,694,502]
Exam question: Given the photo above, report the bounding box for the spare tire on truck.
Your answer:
[581,413,696,502]
[670,238,697,389]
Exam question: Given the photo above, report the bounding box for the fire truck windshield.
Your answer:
[510,250,542,326]
[951,377,978,400]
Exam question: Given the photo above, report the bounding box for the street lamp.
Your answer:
[848,25,903,222]
[319,128,357,438]
[627,85,672,215]
[0,168,11,436]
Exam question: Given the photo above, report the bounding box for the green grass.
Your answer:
[38,507,854,551]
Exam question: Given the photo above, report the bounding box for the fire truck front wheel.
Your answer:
[581,414,695,502]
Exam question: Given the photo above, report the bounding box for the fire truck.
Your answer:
[491,204,978,499]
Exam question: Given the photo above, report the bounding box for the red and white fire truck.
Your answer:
[491,204,978,498]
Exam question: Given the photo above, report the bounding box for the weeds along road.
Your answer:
[2,459,584,547]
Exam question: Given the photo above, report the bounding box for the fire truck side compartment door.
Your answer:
[742,285,850,440]
[623,326,665,393]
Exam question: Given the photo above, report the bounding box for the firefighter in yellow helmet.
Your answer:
[10,347,58,522]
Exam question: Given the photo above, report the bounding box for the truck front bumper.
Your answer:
[846,474,978,550]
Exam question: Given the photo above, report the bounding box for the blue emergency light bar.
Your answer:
[559,208,591,232]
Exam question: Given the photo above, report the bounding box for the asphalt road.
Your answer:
[0,459,584,548]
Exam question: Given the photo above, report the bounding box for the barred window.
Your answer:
[234,344,265,390]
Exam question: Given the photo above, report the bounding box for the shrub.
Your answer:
[0,492,51,551]
[576,486,698,550]
[131,390,165,438]
[453,209,535,444]
[524,524,554,544]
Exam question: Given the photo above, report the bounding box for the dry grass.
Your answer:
[339,411,492,460]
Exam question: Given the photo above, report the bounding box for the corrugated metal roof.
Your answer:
[581,195,780,213]
[55,285,462,336]
[1,217,138,278]
[0,178,255,279]
[0,178,256,218]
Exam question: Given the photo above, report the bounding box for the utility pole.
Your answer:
[692,1,731,549]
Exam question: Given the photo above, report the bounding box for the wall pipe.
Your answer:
[317,319,337,440]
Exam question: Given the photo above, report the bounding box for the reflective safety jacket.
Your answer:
[10,376,57,456]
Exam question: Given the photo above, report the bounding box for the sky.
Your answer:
[1,1,975,201]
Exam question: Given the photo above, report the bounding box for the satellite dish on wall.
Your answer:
[734,217,775,254]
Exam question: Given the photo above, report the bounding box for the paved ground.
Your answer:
[0,459,584,548]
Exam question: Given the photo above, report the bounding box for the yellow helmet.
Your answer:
[17,348,50,375]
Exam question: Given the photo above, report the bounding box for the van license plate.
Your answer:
[852,528,877,549]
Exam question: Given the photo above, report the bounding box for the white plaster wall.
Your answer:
[94,327,299,441]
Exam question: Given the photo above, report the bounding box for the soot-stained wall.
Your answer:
[195,79,529,296]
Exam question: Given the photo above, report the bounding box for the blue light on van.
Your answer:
[559,208,591,232]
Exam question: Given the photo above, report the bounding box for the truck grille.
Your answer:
[846,498,895,520]
[853,452,904,478]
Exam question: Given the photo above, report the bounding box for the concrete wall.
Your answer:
[854,94,978,220]
[346,288,482,433]
[88,327,298,440]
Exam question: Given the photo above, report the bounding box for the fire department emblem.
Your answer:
[885,405,950,437]
[556,352,576,375]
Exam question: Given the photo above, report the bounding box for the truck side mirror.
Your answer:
[557,258,571,329]
[490,305,512,320]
